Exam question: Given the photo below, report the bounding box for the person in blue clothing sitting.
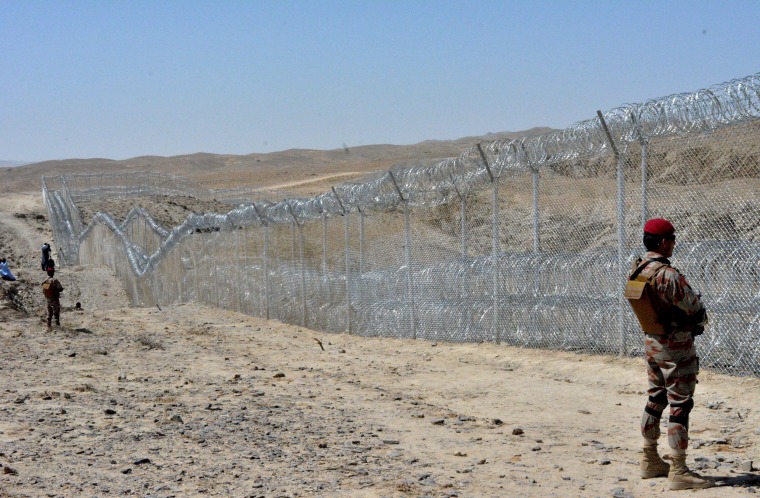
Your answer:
[0,258,17,281]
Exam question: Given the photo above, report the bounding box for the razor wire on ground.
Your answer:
[42,72,760,377]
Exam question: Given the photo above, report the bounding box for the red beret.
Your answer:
[644,218,675,235]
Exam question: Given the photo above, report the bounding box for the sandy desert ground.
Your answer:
[1,190,759,498]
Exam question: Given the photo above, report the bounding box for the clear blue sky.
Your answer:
[2,1,759,162]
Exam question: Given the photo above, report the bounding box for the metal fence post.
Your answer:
[460,195,467,260]
[477,144,500,344]
[264,225,271,320]
[236,226,243,312]
[532,166,540,254]
[640,140,648,226]
[492,180,500,344]
[598,110,627,356]
[332,187,352,334]
[241,225,247,314]
[344,213,352,334]
[287,203,306,328]
[322,212,328,274]
[299,223,306,328]
[251,201,269,319]
[214,230,222,308]
[389,170,416,339]
[359,209,365,275]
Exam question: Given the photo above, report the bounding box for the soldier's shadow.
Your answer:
[714,472,760,489]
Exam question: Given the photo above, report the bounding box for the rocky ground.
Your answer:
[1,192,759,497]
[1,304,759,498]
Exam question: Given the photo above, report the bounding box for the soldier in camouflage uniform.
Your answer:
[629,218,713,490]
[42,268,64,329]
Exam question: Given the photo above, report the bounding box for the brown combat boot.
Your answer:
[668,454,714,490]
[640,445,669,478]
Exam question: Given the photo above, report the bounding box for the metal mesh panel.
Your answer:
[640,124,760,373]
[41,72,760,376]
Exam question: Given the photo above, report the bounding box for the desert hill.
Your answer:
[1,128,553,194]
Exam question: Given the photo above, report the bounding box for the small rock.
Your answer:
[732,436,747,448]
[492,419,503,426]
[382,440,400,445]
[133,458,151,465]
[273,373,285,378]
[4,466,18,475]
[512,428,524,435]
[611,488,633,498]
[104,409,116,415]
[739,460,753,472]
[431,419,445,425]
[170,415,184,423]
[600,459,611,465]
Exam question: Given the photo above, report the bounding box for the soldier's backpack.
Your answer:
[625,258,670,335]
[42,278,55,299]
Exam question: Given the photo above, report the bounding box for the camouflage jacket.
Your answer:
[631,251,707,332]
[43,277,64,302]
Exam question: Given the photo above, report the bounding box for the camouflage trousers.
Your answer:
[641,330,699,451]
[47,299,61,326]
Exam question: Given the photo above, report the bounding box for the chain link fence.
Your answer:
[43,73,760,376]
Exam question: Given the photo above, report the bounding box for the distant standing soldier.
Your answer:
[41,242,51,272]
[42,267,64,329]
[625,218,713,490]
